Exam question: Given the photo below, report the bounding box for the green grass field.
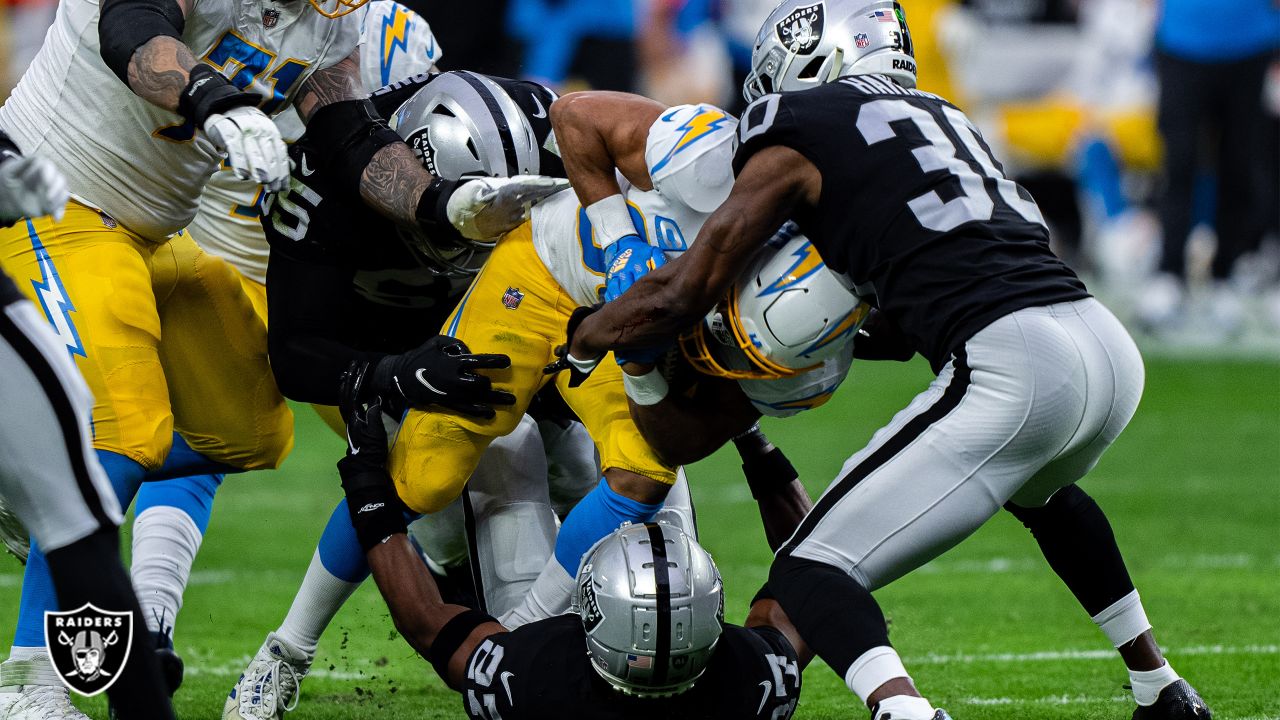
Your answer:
[2,356,1277,719]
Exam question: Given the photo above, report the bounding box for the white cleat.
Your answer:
[223,632,312,720]
[0,654,89,720]
[0,494,29,564]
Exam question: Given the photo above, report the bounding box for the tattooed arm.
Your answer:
[99,0,198,111]
[295,49,438,226]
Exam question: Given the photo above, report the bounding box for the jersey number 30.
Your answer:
[857,100,1045,233]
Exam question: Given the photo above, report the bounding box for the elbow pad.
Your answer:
[98,0,186,85]
[305,99,402,197]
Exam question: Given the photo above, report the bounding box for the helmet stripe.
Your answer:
[454,71,519,177]
[644,523,671,687]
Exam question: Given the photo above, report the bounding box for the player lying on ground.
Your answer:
[341,399,811,719]
[0,0,557,713]
[221,70,588,720]
[564,2,1212,719]
[0,137,174,719]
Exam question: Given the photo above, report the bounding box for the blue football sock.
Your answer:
[135,474,223,534]
[554,478,663,575]
[144,434,238,482]
[317,500,373,584]
[12,451,145,649]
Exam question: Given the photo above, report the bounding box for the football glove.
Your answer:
[0,154,68,223]
[203,105,290,192]
[543,305,603,388]
[368,336,515,419]
[445,175,569,240]
[337,399,407,552]
[603,235,666,302]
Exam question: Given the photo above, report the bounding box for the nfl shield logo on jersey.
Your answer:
[262,8,280,27]
[855,32,870,48]
[775,2,825,55]
[44,605,133,696]
[502,287,525,310]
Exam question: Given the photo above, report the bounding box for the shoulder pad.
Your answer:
[645,104,738,213]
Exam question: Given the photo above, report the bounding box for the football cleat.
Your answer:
[152,629,184,696]
[0,654,89,720]
[223,632,312,720]
[1132,680,1212,720]
[0,494,29,563]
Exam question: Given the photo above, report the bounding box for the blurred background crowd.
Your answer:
[1,0,1277,352]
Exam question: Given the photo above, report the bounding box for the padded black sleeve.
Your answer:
[368,72,440,117]
[265,250,385,406]
[98,0,186,85]
[305,99,403,197]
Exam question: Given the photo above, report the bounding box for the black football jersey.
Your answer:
[262,71,563,312]
[734,75,1089,371]
[0,270,21,307]
[460,615,801,720]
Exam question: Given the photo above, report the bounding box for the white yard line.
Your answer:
[907,644,1280,666]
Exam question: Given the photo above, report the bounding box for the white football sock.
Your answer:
[1129,662,1180,706]
[1092,590,1152,647]
[498,559,576,629]
[275,550,359,656]
[4,647,43,663]
[846,646,913,704]
[131,506,202,636]
[873,694,936,720]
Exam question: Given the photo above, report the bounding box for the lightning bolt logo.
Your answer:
[799,303,869,358]
[380,7,413,87]
[26,220,85,360]
[758,240,824,297]
[650,107,731,174]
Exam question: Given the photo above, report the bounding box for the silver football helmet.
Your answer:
[744,0,916,102]
[574,523,724,698]
[390,71,545,275]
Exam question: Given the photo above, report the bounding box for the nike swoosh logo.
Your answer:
[413,369,446,396]
[500,671,516,704]
[530,95,547,119]
[757,680,772,714]
[301,154,314,176]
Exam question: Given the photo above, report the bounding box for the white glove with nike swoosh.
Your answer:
[446,175,570,240]
[0,153,69,223]
[342,335,517,420]
[204,105,291,193]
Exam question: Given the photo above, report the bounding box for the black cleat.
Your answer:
[152,629,185,696]
[1133,680,1212,719]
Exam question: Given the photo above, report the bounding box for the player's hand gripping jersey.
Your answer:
[734,77,1089,371]
[190,0,442,284]
[459,615,801,720]
[0,0,359,240]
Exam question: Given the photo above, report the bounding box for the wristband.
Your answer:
[430,609,499,682]
[415,177,461,233]
[584,194,635,249]
[740,446,799,500]
[622,366,669,406]
[178,64,258,128]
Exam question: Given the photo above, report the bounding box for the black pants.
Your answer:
[1156,50,1275,280]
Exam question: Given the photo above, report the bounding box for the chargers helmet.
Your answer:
[681,223,869,380]
[390,71,545,275]
[574,523,723,698]
[309,0,369,19]
[744,0,916,102]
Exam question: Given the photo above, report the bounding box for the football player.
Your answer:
[0,0,553,711]
[564,2,1212,719]
[0,138,175,719]
[121,1,443,695]
[220,70,587,720]
[338,397,810,720]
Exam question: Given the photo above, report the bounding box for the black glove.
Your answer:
[733,425,800,500]
[343,336,516,419]
[543,305,602,388]
[336,399,407,553]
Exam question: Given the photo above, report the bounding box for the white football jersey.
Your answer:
[531,103,738,307]
[0,0,360,241]
[188,0,440,284]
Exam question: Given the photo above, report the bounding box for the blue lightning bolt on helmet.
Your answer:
[744,0,916,102]
[644,104,738,214]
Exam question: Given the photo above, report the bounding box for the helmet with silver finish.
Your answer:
[390,71,544,275]
[680,223,869,380]
[744,0,916,102]
[574,522,723,698]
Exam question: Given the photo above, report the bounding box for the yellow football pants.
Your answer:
[389,222,675,514]
[0,202,293,471]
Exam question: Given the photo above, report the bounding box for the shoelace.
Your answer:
[23,686,82,716]
[241,657,302,718]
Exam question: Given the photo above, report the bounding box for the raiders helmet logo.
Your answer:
[775,2,825,56]
[44,605,133,696]
[579,574,606,633]
[405,127,440,178]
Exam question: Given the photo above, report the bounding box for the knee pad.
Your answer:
[391,416,489,514]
